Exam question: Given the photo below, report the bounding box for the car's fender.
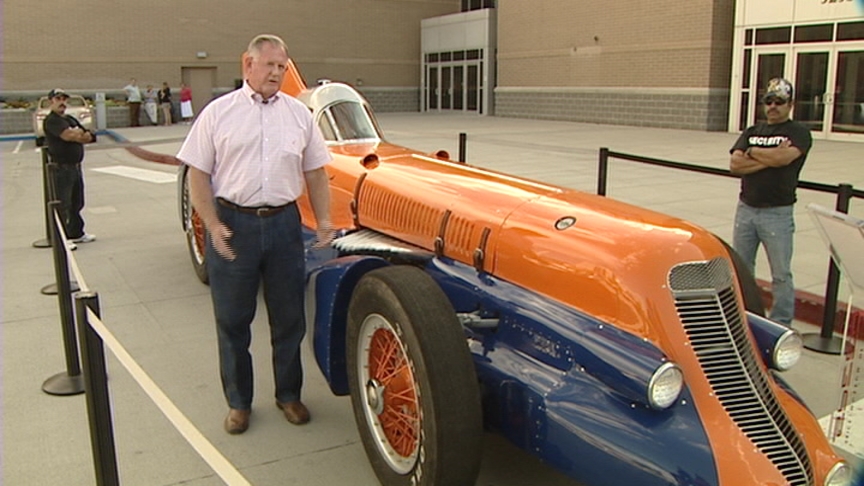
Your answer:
[305,254,390,395]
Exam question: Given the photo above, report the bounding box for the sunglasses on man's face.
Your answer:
[764,98,788,106]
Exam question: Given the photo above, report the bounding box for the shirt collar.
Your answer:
[242,81,280,105]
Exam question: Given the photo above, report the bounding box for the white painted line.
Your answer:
[91,165,177,184]
[13,141,23,154]
[819,397,864,459]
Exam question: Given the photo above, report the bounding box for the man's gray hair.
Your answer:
[247,34,289,57]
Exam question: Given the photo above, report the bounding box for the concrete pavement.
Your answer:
[2,113,863,485]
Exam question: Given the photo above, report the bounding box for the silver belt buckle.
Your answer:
[256,207,269,217]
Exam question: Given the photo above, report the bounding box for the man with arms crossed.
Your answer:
[43,88,97,246]
[177,34,333,434]
[730,78,812,326]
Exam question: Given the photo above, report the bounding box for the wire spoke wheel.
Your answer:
[182,170,208,284]
[358,315,420,473]
[347,266,482,486]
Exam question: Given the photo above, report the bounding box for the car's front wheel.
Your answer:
[347,266,483,486]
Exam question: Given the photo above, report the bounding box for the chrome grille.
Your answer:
[669,258,813,486]
[333,229,432,257]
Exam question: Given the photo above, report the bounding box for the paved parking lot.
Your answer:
[2,114,862,485]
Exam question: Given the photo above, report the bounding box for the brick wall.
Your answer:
[496,1,734,90]
[2,0,460,92]
[490,0,734,130]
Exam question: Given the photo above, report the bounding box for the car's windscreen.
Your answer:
[319,101,380,142]
[39,97,87,109]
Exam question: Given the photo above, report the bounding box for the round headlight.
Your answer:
[773,329,803,371]
[824,461,851,486]
[648,362,683,410]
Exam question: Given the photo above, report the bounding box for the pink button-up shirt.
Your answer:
[177,82,331,207]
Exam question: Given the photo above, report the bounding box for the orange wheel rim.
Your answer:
[191,209,206,263]
[358,314,420,473]
[369,327,419,456]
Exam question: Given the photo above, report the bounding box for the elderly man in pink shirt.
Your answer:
[177,34,334,435]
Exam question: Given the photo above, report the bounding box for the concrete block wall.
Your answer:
[0,103,182,136]
[359,87,420,113]
[494,88,730,131]
[0,92,423,136]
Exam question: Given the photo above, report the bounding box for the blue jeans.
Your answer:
[206,202,306,410]
[732,202,795,325]
[53,164,86,239]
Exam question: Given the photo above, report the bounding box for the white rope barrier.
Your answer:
[54,210,89,292]
[84,308,251,486]
[55,208,251,485]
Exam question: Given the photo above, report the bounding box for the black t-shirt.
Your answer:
[730,119,812,207]
[44,111,86,165]
[158,87,172,104]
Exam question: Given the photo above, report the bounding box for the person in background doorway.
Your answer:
[158,82,173,125]
[43,88,97,246]
[123,78,142,127]
[176,34,334,435]
[143,84,158,125]
[180,83,194,123]
[729,77,812,326]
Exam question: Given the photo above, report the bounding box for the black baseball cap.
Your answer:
[48,88,69,99]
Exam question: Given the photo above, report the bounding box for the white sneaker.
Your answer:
[66,242,77,251]
[72,234,96,243]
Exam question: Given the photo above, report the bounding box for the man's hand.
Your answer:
[312,222,335,249]
[208,222,236,260]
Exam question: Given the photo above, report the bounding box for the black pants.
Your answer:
[54,164,86,239]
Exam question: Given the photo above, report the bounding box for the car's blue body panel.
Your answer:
[302,229,721,485]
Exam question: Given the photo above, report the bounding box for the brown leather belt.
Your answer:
[217,197,294,217]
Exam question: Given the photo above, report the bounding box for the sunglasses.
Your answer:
[764,98,788,106]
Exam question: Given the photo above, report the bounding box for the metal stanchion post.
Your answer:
[76,291,120,486]
[41,200,85,396]
[41,162,79,295]
[33,147,53,248]
[458,132,467,163]
[803,183,854,355]
[597,147,609,196]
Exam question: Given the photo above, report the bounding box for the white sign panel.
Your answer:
[796,0,864,22]
[742,0,863,26]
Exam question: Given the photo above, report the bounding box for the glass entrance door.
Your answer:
[427,66,438,110]
[831,49,864,137]
[792,46,864,140]
[793,50,829,134]
[424,61,483,113]
[753,52,786,124]
[441,66,452,109]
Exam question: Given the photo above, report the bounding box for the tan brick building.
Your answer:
[489,0,736,130]
[4,0,863,138]
[2,0,461,116]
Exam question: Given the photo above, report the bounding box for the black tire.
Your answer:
[35,136,45,147]
[182,172,208,284]
[347,266,483,486]
[719,237,765,316]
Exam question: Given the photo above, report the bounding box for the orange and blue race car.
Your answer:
[177,60,853,486]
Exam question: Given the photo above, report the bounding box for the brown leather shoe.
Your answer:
[276,400,310,425]
[224,408,251,434]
